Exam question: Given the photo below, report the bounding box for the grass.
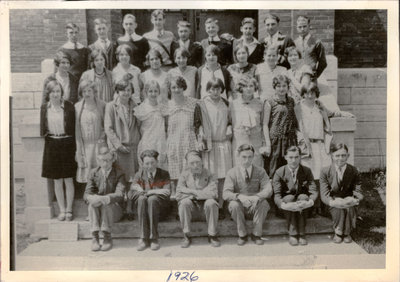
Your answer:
[351,169,386,254]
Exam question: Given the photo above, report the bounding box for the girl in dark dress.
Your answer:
[58,23,89,79]
[117,14,151,71]
[263,74,298,177]
[40,79,76,221]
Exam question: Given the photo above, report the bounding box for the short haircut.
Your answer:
[94,18,107,26]
[297,15,310,24]
[43,79,64,102]
[140,149,159,161]
[146,49,163,66]
[301,81,320,98]
[264,13,280,24]
[205,44,220,57]
[143,80,161,95]
[66,23,79,31]
[241,17,256,27]
[116,44,132,57]
[54,51,71,67]
[285,145,301,156]
[177,20,191,29]
[237,144,255,154]
[330,142,349,154]
[205,17,218,26]
[185,150,202,161]
[264,45,279,56]
[89,48,107,68]
[97,144,115,159]
[151,9,165,19]
[174,47,191,61]
[234,45,249,60]
[168,75,187,91]
[284,46,302,59]
[114,77,134,93]
[272,74,291,89]
[78,80,98,99]
[236,75,259,93]
[123,13,136,23]
[206,77,225,93]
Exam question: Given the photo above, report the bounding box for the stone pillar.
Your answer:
[331,117,357,165]
[19,116,53,233]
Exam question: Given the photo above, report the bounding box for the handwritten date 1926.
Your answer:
[166,271,199,282]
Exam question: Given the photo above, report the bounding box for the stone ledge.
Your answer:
[34,215,333,240]
[338,68,387,88]
[330,117,357,131]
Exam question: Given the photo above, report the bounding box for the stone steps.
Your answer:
[34,213,333,241]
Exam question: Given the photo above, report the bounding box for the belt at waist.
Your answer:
[309,138,324,143]
[48,134,72,139]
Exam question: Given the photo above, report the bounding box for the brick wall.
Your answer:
[10,9,87,73]
[258,10,334,54]
[334,10,387,68]
[338,69,386,171]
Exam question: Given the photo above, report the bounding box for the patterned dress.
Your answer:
[231,97,265,167]
[112,63,142,104]
[167,66,197,98]
[140,70,168,101]
[75,102,104,183]
[134,100,167,170]
[255,63,287,101]
[164,97,202,179]
[266,95,298,176]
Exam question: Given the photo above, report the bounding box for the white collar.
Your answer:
[288,165,299,176]
[335,164,347,173]
[208,35,220,42]
[300,33,311,42]
[63,41,85,49]
[242,165,252,177]
[153,29,165,36]
[130,32,142,41]
[179,39,190,48]
[240,36,259,46]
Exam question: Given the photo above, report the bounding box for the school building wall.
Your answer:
[10,9,387,180]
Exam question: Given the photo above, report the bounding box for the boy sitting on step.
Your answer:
[272,146,317,246]
[83,145,126,252]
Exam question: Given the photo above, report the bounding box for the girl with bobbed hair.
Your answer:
[263,74,298,177]
[230,75,267,167]
[227,45,257,100]
[40,79,76,221]
[112,44,142,104]
[134,80,168,170]
[284,46,313,103]
[167,47,198,98]
[163,75,204,195]
[140,49,168,101]
[75,80,107,184]
[41,50,79,105]
[80,48,113,102]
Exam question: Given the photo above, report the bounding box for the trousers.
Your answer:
[280,194,309,236]
[330,206,357,236]
[88,202,122,233]
[228,199,269,237]
[132,192,170,240]
[178,198,219,236]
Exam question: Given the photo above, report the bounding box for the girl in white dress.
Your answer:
[199,78,232,213]
[134,80,168,170]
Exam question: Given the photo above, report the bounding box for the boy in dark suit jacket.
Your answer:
[83,146,126,252]
[128,150,171,251]
[294,16,327,78]
[223,144,273,246]
[88,18,117,71]
[170,21,203,68]
[320,143,363,244]
[273,146,318,246]
[200,17,233,67]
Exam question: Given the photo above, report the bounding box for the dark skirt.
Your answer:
[42,136,77,179]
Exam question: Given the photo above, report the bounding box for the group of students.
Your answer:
[39,10,363,252]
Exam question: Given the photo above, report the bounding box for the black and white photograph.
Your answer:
[1,1,398,281]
